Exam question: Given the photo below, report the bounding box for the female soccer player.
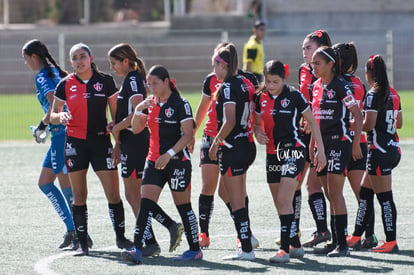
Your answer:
[122,65,202,264]
[333,42,378,250]
[208,43,256,260]
[254,60,326,263]
[22,39,75,249]
[107,43,184,257]
[51,43,133,256]
[300,30,333,248]
[311,46,363,257]
[192,42,259,250]
[347,55,402,253]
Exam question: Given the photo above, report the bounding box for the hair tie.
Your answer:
[320,49,335,63]
[214,53,229,65]
[283,64,290,78]
[170,78,176,89]
[316,30,323,38]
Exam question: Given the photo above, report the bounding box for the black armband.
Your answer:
[37,120,48,131]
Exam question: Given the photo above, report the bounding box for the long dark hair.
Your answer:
[305,29,332,47]
[333,42,358,75]
[214,43,238,83]
[108,43,146,79]
[22,39,68,78]
[69,43,99,72]
[257,60,287,94]
[366,55,390,110]
[147,65,180,95]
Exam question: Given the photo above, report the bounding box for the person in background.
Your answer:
[122,65,202,264]
[254,60,326,263]
[347,55,402,253]
[51,43,133,256]
[107,43,184,257]
[243,20,266,83]
[22,39,76,249]
[311,46,363,257]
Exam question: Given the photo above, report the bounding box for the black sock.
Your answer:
[293,190,302,233]
[377,191,397,242]
[279,214,294,253]
[308,192,328,232]
[233,208,252,252]
[199,194,214,236]
[133,198,155,250]
[144,226,157,245]
[177,203,200,251]
[334,214,348,246]
[290,220,301,248]
[245,196,249,215]
[353,187,374,236]
[364,188,375,237]
[108,200,126,238]
[72,204,88,249]
[330,215,337,244]
[152,202,174,229]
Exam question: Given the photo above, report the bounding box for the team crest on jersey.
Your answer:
[327,89,336,99]
[165,107,174,118]
[281,98,290,108]
[93,82,103,92]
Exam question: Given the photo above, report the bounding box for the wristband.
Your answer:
[134,109,143,116]
[37,119,48,131]
[167,148,175,157]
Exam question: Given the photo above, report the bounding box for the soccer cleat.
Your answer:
[71,234,93,250]
[289,246,305,258]
[369,240,399,253]
[169,222,184,252]
[346,235,362,250]
[116,236,134,249]
[223,249,255,261]
[173,249,203,261]
[327,244,350,257]
[74,244,89,256]
[269,249,289,263]
[142,243,161,257]
[362,234,378,249]
[302,230,331,248]
[236,234,260,249]
[59,230,77,249]
[313,242,336,255]
[199,233,210,249]
[276,231,301,245]
[121,247,142,264]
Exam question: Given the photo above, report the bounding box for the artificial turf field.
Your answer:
[1,140,413,274]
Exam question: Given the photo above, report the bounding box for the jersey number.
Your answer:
[240,102,250,129]
[385,110,398,135]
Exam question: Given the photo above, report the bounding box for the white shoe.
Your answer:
[223,249,255,261]
[269,249,289,263]
[236,234,260,249]
[289,246,304,258]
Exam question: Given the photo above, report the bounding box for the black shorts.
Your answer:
[266,144,306,183]
[301,132,312,163]
[367,147,401,176]
[347,142,368,171]
[142,158,192,192]
[65,134,116,172]
[119,129,149,179]
[199,133,218,166]
[317,137,352,176]
[218,143,251,176]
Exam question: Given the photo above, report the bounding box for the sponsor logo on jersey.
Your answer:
[93,82,103,92]
[184,103,192,116]
[165,107,174,118]
[130,79,138,92]
[343,94,356,107]
[70,85,77,92]
[280,98,290,108]
[261,100,267,107]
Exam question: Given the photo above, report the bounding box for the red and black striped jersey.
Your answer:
[55,71,118,139]
[312,76,358,141]
[202,73,221,137]
[215,74,255,147]
[255,85,309,154]
[340,74,367,143]
[298,63,317,104]
[364,87,401,152]
[115,71,147,124]
[146,92,193,162]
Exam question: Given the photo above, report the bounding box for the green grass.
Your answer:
[0,91,413,141]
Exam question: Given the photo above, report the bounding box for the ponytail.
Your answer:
[332,42,358,75]
[366,55,389,110]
